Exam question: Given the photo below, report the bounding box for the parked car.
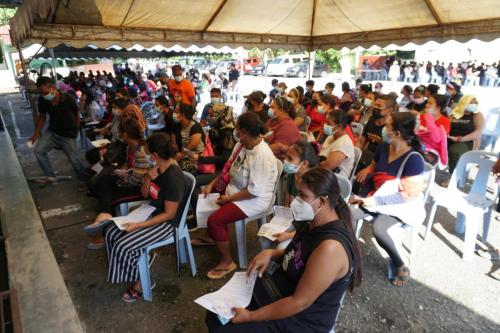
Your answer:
[285,61,330,78]
[243,58,262,74]
[266,54,309,76]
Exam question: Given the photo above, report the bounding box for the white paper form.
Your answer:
[196,193,220,228]
[112,204,156,230]
[91,139,111,148]
[195,271,257,319]
[257,206,294,241]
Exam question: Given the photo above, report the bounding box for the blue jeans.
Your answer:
[34,130,85,181]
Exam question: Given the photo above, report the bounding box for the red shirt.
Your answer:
[306,105,326,132]
[435,116,451,134]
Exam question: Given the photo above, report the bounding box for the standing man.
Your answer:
[168,65,196,108]
[30,76,85,187]
[228,63,240,92]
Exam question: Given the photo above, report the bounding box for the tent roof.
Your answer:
[32,44,233,60]
[9,0,500,50]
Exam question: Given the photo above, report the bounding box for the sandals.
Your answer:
[207,262,238,280]
[83,219,113,234]
[390,266,410,287]
[191,238,216,246]
[121,282,156,303]
[476,249,500,261]
[86,239,105,250]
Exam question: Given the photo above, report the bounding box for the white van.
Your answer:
[266,54,309,76]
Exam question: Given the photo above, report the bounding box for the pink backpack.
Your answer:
[197,134,216,174]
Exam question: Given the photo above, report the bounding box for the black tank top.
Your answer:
[273,220,355,332]
[450,113,475,137]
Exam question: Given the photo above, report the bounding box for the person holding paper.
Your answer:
[351,112,425,286]
[85,118,151,249]
[205,168,363,332]
[105,133,187,302]
[259,140,320,250]
[193,112,278,279]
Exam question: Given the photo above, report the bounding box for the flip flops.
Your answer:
[83,219,113,233]
[206,262,238,280]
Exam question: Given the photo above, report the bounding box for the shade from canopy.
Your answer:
[9,0,500,50]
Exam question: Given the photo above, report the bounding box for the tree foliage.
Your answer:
[0,8,17,26]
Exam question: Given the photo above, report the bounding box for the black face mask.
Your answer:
[311,99,319,106]
[245,100,251,108]
[372,107,383,119]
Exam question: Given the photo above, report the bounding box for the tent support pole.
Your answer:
[16,43,29,87]
[49,48,58,80]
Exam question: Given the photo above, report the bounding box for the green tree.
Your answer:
[0,8,17,26]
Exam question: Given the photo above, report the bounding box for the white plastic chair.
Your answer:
[350,122,364,138]
[234,159,283,268]
[137,172,197,301]
[354,162,435,258]
[336,173,352,202]
[424,151,497,260]
[482,107,500,151]
[349,147,362,182]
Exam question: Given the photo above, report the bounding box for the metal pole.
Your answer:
[48,48,58,80]
[16,43,29,87]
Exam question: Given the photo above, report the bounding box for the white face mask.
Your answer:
[174,75,184,83]
[112,108,120,116]
[364,98,372,107]
[290,197,320,221]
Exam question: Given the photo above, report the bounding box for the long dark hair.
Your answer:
[391,112,422,153]
[300,168,363,292]
[275,96,295,119]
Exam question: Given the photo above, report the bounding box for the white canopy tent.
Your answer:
[9,0,500,50]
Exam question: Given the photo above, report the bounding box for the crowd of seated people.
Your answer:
[27,60,492,331]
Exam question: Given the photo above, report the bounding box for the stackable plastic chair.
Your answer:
[137,172,197,301]
[424,151,497,260]
[354,162,435,258]
[350,147,362,182]
[336,173,352,202]
[350,122,364,138]
[234,159,283,268]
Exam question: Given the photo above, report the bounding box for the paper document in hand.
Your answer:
[91,139,111,148]
[113,204,156,230]
[195,271,257,319]
[257,206,294,241]
[91,162,104,175]
[196,193,220,228]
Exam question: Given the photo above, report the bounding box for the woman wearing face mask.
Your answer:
[320,110,355,179]
[447,95,485,175]
[103,133,187,302]
[79,87,103,123]
[259,141,321,250]
[407,85,427,113]
[154,95,180,153]
[84,118,152,250]
[306,91,325,137]
[277,82,287,97]
[352,112,425,287]
[245,91,270,124]
[288,88,306,131]
[445,82,463,112]
[206,168,362,333]
[398,85,413,112]
[415,94,449,167]
[265,96,301,157]
[172,104,205,173]
[192,112,278,279]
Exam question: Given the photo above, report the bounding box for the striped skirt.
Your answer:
[105,222,173,283]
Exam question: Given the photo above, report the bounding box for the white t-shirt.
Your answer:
[226,141,278,217]
[320,134,355,179]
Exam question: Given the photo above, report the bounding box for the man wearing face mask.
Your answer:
[200,88,223,127]
[304,80,315,100]
[355,95,396,172]
[30,76,85,186]
[168,65,196,108]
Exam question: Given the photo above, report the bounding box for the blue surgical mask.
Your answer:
[323,124,334,136]
[211,97,220,104]
[172,113,180,123]
[381,126,392,144]
[465,104,478,113]
[154,106,162,113]
[42,92,55,101]
[427,107,436,115]
[268,109,276,119]
[317,105,325,114]
[283,160,301,174]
